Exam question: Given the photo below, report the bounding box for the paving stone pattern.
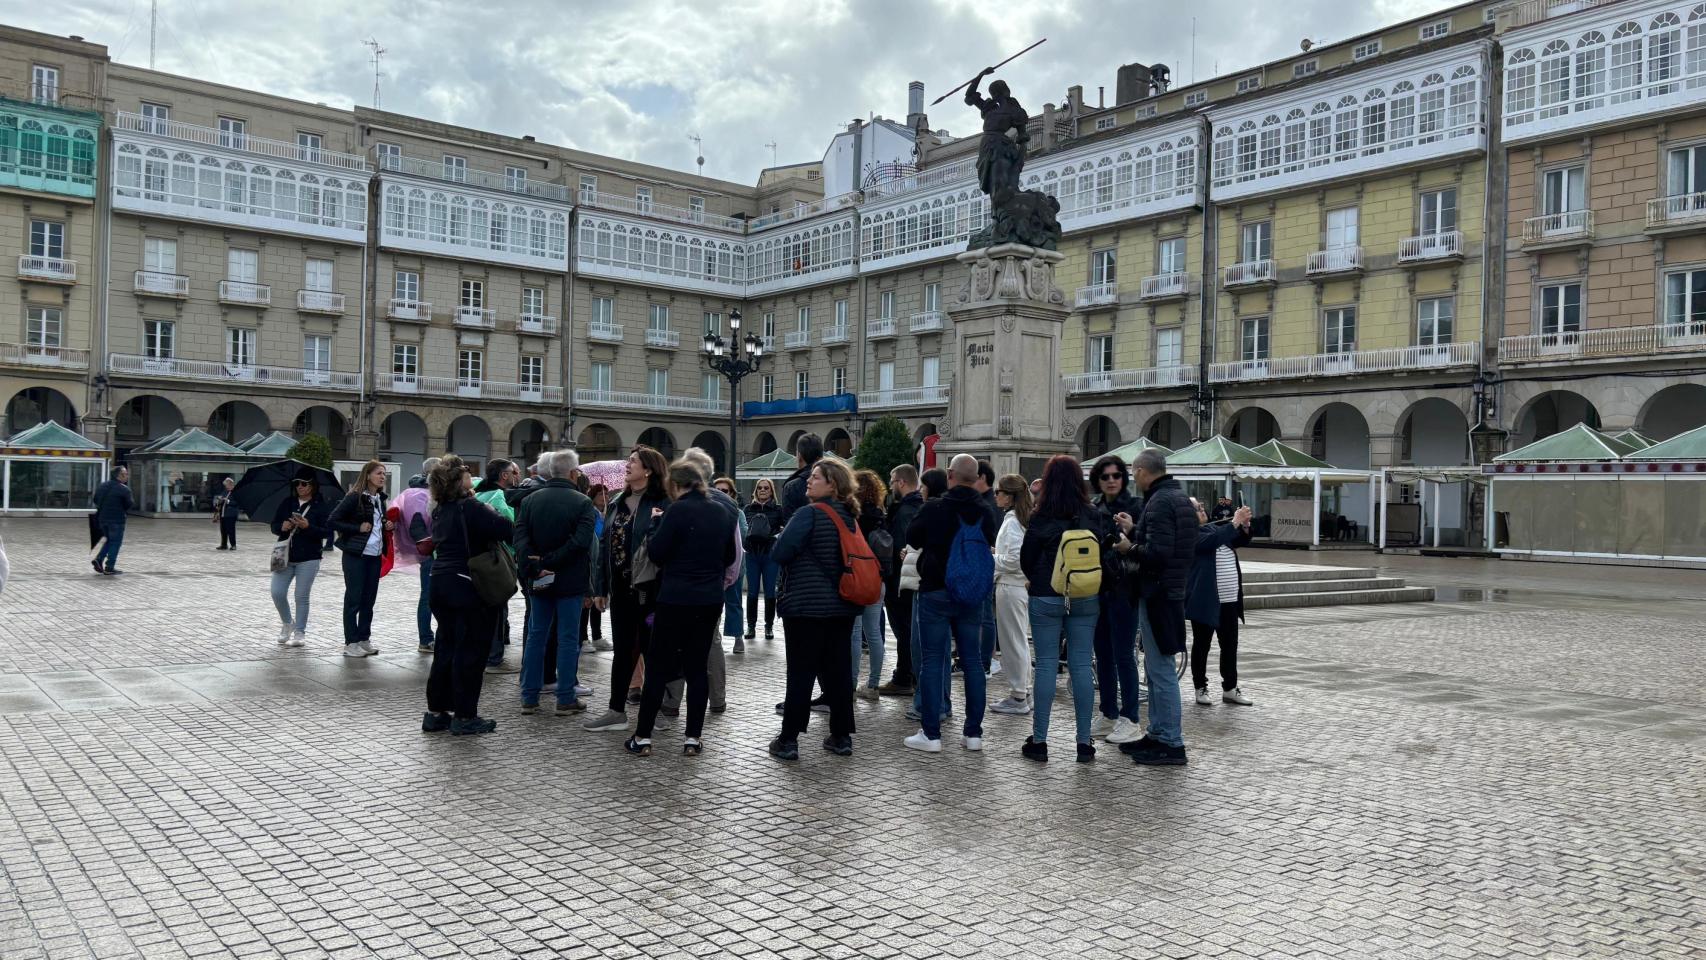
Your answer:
[1,519,1702,959]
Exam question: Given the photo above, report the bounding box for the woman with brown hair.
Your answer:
[421,455,514,736]
[849,468,888,700]
[743,477,784,641]
[768,458,863,761]
[582,445,671,734]
[990,473,1034,714]
[330,459,394,658]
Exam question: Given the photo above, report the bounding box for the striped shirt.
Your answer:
[1215,544,1240,604]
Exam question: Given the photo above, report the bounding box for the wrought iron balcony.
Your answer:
[17,255,76,284]
[588,321,623,342]
[908,310,947,333]
[1398,231,1464,263]
[134,271,188,298]
[1074,283,1119,309]
[297,290,345,314]
[388,299,431,323]
[1499,323,1706,363]
[645,328,680,348]
[453,306,497,329]
[1306,246,1364,277]
[1063,364,1197,395]
[218,281,271,306]
[867,318,898,340]
[1138,272,1192,301]
[108,353,359,390]
[1647,193,1706,232]
[1208,341,1479,382]
[1521,210,1593,247]
[572,388,729,414]
[517,314,560,336]
[0,342,89,371]
[1222,260,1275,288]
[857,385,950,409]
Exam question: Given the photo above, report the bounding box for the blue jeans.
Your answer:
[722,573,744,638]
[417,563,435,648]
[94,522,124,570]
[909,593,949,716]
[1138,596,1185,747]
[522,593,584,706]
[850,588,885,688]
[1028,595,1098,745]
[270,558,321,632]
[915,589,985,741]
[980,594,996,669]
[1093,590,1142,722]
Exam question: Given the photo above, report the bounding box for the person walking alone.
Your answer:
[582,445,671,733]
[990,473,1033,715]
[849,469,888,700]
[743,478,783,642]
[91,465,132,575]
[515,450,598,716]
[270,471,331,647]
[421,456,513,737]
[1188,498,1255,708]
[214,477,239,550]
[330,460,393,658]
[1114,449,1198,766]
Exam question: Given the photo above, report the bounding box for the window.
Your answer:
[648,368,668,397]
[833,366,847,394]
[589,361,612,394]
[636,186,652,212]
[1542,166,1586,215]
[505,166,527,192]
[394,270,419,303]
[762,311,775,339]
[1326,207,1359,249]
[1667,144,1706,197]
[689,196,705,221]
[878,361,895,391]
[1293,60,1318,79]
[145,319,175,359]
[460,279,484,309]
[304,258,333,292]
[1416,298,1454,346]
[1664,269,1706,330]
[1419,19,1451,41]
[521,356,544,389]
[705,311,722,336]
[1158,236,1186,275]
[1419,188,1458,235]
[140,102,170,133]
[458,349,483,386]
[924,283,940,312]
[701,372,720,401]
[226,328,256,367]
[1184,90,1207,107]
[1540,283,1583,335]
[921,355,941,386]
[1096,116,1117,131]
[1353,40,1382,61]
[297,133,322,162]
[1323,307,1357,354]
[592,296,613,326]
[144,237,178,274]
[1091,248,1117,285]
[31,65,58,103]
[796,306,810,332]
[796,371,810,398]
[1236,75,1262,94]
[1156,327,1183,367]
[579,175,597,203]
[1241,316,1270,362]
[26,306,61,350]
[522,287,545,318]
[880,290,896,319]
[375,141,400,170]
[649,304,669,332]
[760,374,775,402]
[392,344,418,382]
[1088,335,1114,373]
[443,155,467,182]
[1239,221,1271,263]
[304,335,331,373]
[227,249,258,283]
[834,299,848,330]
[28,220,64,259]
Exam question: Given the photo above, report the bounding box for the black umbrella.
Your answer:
[230,459,342,521]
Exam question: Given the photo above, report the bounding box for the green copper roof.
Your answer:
[4,420,103,451]
[1251,439,1334,468]
[1101,436,1172,464]
[242,432,301,456]
[1625,423,1706,461]
[134,428,247,456]
[1610,429,1656,450]
[1495,423,1639,462]
[1169,436,1284,467]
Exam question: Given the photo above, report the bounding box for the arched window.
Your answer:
[490,202,509,250]
[427,191,448,242]
[406,188,427,237]
[385,184,406,233]
[274,169,298,221]
[448,195,468,242]
[1610,22,1644,104]
[1650,12,1683,94]
[249,165,273,217]
[115,142,143,196]
[1575,32,1609,110]
[1283,108,1308,170]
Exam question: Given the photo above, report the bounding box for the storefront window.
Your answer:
[4,459,103,510]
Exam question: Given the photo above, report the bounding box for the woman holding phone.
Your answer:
[330,460,394,658]
[270,471,332,648]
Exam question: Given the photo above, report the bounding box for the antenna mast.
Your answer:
[765,141,778,168]
[363,38,387,109]
[688,132,705,174]
[149,0,158,69]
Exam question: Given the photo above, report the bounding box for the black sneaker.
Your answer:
[91,559,102,574]
[710,703,726,714]
[1020,737,1048,763]
[661,705,679,718]
[822,734,853,756]
[216,545,228,551]
[768,737,799,762]
[421,711,452,733]
[1117,735,1157,757]
[744,630,756,640]
[626,688,642,705]
[774,701,786,716]
[809,695,830,714]
[764,627,773,640]
[449,716,497,736]
[1076,742,1096,763]
[624,736,652,756]
[1128,738,1187,766]
[105,568,122,575]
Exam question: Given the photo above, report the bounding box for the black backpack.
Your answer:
[747,509,772,541]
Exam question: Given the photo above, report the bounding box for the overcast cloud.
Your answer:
[16,0,1458,184]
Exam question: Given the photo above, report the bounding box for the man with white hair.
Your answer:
[515,449,600,715]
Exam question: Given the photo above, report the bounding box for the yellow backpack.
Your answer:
[1051,526,1103,600]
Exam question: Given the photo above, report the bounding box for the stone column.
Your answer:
[935,243,1073,477]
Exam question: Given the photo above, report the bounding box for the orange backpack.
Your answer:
[811,502,883,606]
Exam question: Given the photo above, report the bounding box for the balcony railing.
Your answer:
[134,271,188,298]
[386,374,562,403]
[1075,283,1119,309]
[109,353,359,390]
[1647,193,1706,230]
[1222,260,1275,287]
[297,290,345,314]
[1209,341,1480,382]
[1063,364,1198,394]
[909,310,947,333]
[858,385,950,409]
[1500,323,1706,363]
[453,306,497,329]
[0,342,89,371]
[645,328,681,348]
[517,314,560,336]
[1497,0,1622,31]
[115,112,370,171]
[1398,231,1464,263]
[218,281,271,306]
[1139,272,1192,301]
[759,335,775,351]
[783,330,813,350]
[863,157,978,200]
[1521,210,1593,245]
[381,154,569,203]
[588,321,623,342]
[17,255,76,283]
[388,299,431,323]
[1306,246,1364,276]
[748,192,859,230]
[822,325,851,345]
[579,190,744,230]
[867,318,898,339]
[573,388,729,414]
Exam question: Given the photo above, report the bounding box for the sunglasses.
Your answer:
[1098,472,1123,481]
[293,480,312,486]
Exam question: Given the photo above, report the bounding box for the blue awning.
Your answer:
[742,393,858,418]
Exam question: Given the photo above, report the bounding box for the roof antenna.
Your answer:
[363,38,387,109]
[688,132,705,174]
[765,140,778,168]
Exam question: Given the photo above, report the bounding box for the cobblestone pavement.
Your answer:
[1,519,1702,959]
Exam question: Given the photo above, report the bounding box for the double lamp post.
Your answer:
[702,308,764,483]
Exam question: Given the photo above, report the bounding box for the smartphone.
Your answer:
[533,572,557,591]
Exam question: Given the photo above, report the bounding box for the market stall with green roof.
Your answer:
[0,421,108,514]
[126,428,253,516]
[1165,436,1378,546]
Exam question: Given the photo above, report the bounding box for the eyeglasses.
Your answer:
[293,480,312,487]
[1098,472,1123,481]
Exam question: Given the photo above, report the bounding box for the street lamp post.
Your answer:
[702,308,763,482]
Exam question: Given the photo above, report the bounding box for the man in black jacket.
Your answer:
[1114,448,1198,766]
[779,433,823,523]
[515,450,599,714]
[91,466,132,574]
[878,464,924,695]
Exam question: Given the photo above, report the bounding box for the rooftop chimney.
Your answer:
[1115,63,1152,106]
[908,81,924,116]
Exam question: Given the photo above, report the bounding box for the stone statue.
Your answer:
[962,69,1062,251]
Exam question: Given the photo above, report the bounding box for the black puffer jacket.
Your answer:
[884,491,923,588]
[772,498,862,619]
[1133,475,1198,601]
[1020,504,1108,597]
[744,498,784,553]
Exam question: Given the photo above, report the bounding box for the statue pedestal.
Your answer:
[935,244,1074,479]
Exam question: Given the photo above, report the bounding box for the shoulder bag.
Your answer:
[271,528,293,573]
[463,500,518,607]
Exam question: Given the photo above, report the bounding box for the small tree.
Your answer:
[287,433,334,470]
[853,416,914,483]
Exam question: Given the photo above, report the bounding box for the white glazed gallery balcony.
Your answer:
[822,324,851,345]
[783,330,813,351]
[867,318,897,340]
[909,311,947,333]
[858,385,949,409]
[1209,341,1479,383]
[134,270,188,298]
[453,306,496,329]
[1306,246,1364,277]
[572,388,728,415]
[1499,322,1706,364]
[1647,192,1706,232]
[645,328,680,349]
[517,314,559,336]
[1398,231,1464,263]
[1222,260,1275,288]
[379,166,570,273]
[1521,210,1593,247]
[297,290,344,314]
[1139,272,1192,301]
[1075,282,1119,309]
[217,280,271,306]
[17,255,76,284]
[386,374,561,403]
[388,299,431,323]
[575,213,746,299]
[588,321,623,342]
[0,342,89,371]
[109,353,359,390]
[578,190,744,231]
[1063,364,1197,395]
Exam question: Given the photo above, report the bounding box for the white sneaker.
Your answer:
[1105,717,1143,744]
[580,640,593,653]
[1090,715,1117,739]
[990,695,1032,715]
[1195,686,1214,706]
[594,637,614,652]
[359,640,380,655]
[540,682,558,695]
[286,631,306,648]
[1223,686,1254,706]
[573,684,593,698]
[342,643,369,658]
[903,730,942,753]
[987,658,1002,677]
[963,736,983,752]
[856,684,880,702]
[276,624,292,646]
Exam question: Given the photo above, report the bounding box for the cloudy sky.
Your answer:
[20,0,1458,183]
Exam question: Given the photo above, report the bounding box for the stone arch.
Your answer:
[1398,397,1470,466]
[751,431,778,457]
[208,400,270,444]
[637,426,677,459]
[786,429,809,453]
[1075,414,1120,460]
[1637,383,1706,440]
[292,405,349,459]
[114,394,183,446]
[1306,402,1372,468]
[448,414,493,469]
[691,431,728,474]
[5,386,78,435]
[1221,406,1279,446]
[577,422,622,463]
[509,418,552,463]
[1512,390,1600,447]
[913,422,938,442]
[825,427,853,459]
[1142,411,1191,449]
[379,411,429,481]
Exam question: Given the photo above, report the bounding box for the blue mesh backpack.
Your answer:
[944,514,994,606]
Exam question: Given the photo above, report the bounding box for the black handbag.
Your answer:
[462,501,518,607]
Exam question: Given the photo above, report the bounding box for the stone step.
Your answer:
[1241,565,1379,583]
[1244,586,1436,610]
[1243,577,1408,597]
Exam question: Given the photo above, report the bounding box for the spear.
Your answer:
[931,38,1048,106]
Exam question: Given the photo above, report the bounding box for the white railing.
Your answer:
[388,299,431,323]
[749,192,860,230]
[453,306,497,329]
[1063,364,1198,394]
[382,154,569,202]
[1498,0,1623,31]
[1139,272,1192,300]
[1500,323,1706,363]
[867,318,898,339]
[858,385,951,408]
[1306,246,1364,275]
[1521,210,1593,244]
[218,281,271,305]
[0,343,89,370]
[517,314,560,335]
[1222,260,1275,286]
[864,158,978,200]
[387,374,561,403]
[579,190,744,231]
[1075,283,1119,308]
[116,112,370,170]
[17,255,76,283]
[822,325,850,345]
[1210,341,1480,382]
[759,335,775,351]
[134,271,188,297]
[1648,193,1706,230]
[783,330,813,350]
[909,311,947,333]
[297,290,344,314]
[573,389,729,414]
[588,321,623,342]
[109,353,359,390]
[645,328,681,348]
[1398,231,1463,262]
